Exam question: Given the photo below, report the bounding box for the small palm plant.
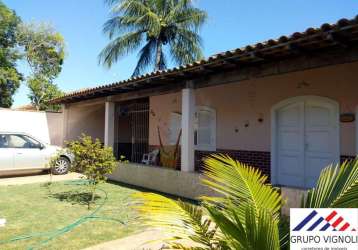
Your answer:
[135,154,358,250]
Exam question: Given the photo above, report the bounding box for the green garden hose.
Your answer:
[0,180,126,250]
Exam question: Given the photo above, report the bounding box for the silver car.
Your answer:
[0,132,73,175]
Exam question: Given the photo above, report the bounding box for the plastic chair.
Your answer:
[141,149,159,165]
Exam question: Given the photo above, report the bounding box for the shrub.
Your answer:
[135,155,358,249]
[67,134,117,205]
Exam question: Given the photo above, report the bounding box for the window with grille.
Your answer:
[195,106,216,151]
[169,106,216,151]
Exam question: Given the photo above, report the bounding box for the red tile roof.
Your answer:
[51,15,358,104]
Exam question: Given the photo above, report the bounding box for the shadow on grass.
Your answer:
[49,190,101,206]
[107,180,199,205]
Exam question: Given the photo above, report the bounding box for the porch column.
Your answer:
[104,101,115,148]
[181,87,195,172]
[61,104,68,147]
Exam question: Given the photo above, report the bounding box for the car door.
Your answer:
[8,134,47,169]
[0,134,14,170]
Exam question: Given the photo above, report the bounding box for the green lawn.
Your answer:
[0,179,144,250]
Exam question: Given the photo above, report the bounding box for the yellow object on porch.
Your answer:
[159,146,178,169]
[157,127,181,169]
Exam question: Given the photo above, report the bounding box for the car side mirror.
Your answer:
[38,144,45,150]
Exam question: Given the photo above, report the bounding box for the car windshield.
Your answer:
[22,135,42,148]
[24,135,41,145]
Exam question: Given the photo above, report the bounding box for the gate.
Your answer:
[128,100,149,163]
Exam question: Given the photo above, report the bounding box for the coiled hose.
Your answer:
[0,180,125,250]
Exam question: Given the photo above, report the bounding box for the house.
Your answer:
[51,16,358,201]
[12,104,37,111]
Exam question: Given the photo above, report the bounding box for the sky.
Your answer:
[4,0,358,107]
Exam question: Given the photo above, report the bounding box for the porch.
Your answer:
[63,60,358,192]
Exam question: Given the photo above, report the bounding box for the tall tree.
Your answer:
[17,22,65,111]
[0,1,22,108]
[99,0,207,76]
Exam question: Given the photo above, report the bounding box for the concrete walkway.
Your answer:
[84,228,199,250]
[0,172,83,186]
[84,229,168,250]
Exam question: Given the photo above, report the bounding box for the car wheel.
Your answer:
[52,156,70,175]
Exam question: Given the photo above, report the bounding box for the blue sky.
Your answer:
[4,0,358,107]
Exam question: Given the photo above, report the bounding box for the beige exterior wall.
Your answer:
[65,103,105,142]
[109,163,306,208]
[109,163,216,200]
[150,92,182,146]
[281,186,307,215]
[150,62,358,156]
[46,112,64,146]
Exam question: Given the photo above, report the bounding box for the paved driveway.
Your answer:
[0,172,83,186]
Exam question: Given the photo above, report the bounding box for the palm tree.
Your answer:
[99,0,207,76]
[135,155,358,249]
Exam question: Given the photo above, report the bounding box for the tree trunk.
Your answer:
[155,41,162,71]
[88,183,96,210]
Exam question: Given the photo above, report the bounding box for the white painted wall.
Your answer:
[0,109,63,145]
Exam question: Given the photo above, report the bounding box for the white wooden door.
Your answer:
[277,102,305,187]
[276,98,339,188]
[304,100,339,187]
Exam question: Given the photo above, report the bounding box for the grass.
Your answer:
[0,179,144,250]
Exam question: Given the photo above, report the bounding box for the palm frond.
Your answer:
[132,38,156,76]
[111,0,150,15]
[98,30,144,67]
[113,0,161,35]
[302,158,358,208]
[168,6,207,31]
[168,28,203,65]
[201,154,282,225]
[104,0,120,6]
[103,16,141,39]
[207,203,280,250]
[279,233,290,250]
[134,192,219,249]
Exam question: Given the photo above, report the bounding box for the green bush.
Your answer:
[67,134,117,205]
[136,155,358,249]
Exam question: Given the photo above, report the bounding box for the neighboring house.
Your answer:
[51,16,358,198]
[12,104,37,111]
[0,108,63,146]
